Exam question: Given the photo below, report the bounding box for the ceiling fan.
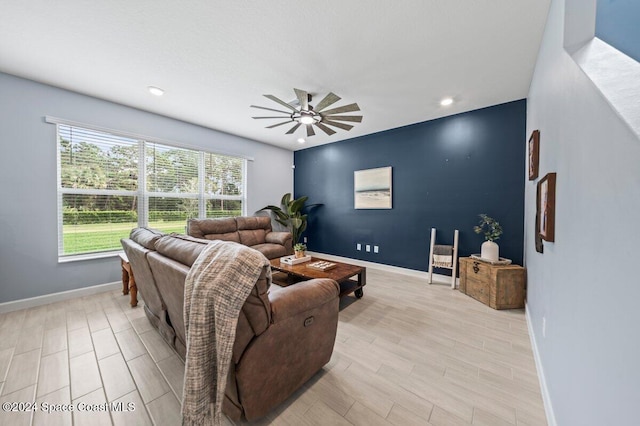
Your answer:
[251,88,362,137]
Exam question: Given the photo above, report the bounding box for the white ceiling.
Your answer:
[0,1,550,151]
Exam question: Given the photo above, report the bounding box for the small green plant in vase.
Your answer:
[474,214,503,261]
[294,243,307,258]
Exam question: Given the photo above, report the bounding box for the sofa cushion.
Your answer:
[187,217,240,242]
[129,227,165,250]
[265,231,291,246]
[238,229,267,247]
[237,216,271,246]
[250,243,287,260]
[236,216,271,231]
[155,234,210,267]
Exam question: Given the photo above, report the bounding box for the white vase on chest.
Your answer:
[481,240,499,262]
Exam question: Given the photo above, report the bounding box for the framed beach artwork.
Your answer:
[354,166,392,209]
[537,172,556,242]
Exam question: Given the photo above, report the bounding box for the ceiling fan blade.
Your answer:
[320,103,360,116]
[286,123,302,134]
[252,116,292,119]
[264,94,298,112]
[266,120,293,129]
[306,124,316,137]
[314,92,341,112]
[322,120,354,131]
[323,115,363,122]
[294,88,309,110]
[314,122,336,136]
[250,105,292,114]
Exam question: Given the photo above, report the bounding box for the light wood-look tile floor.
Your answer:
[0,268,547,425]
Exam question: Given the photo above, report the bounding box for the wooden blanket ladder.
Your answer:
[428,228,459,289]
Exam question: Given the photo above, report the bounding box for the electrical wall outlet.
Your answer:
[374,245,379,253]
[356,243,361,251]
[365,245,371,252]
[542,317,546,338]
[303,237,307,243]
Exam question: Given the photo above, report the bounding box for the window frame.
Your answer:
[49,117,249,262]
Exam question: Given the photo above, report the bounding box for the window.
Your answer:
[56,122,246,259]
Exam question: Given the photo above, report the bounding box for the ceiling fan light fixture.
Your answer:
[251,88,362,137]
[297,138,306,144]
[299,115,315,125]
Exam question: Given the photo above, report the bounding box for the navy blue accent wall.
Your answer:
[294,100,526,272]
[596,0,640,63]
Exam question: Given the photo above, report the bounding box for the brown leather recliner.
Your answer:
[186,216,293,259]
[122,229,340,421]
[121,228,176,344]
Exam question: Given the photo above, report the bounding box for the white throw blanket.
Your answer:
[432,244,453,267]
[182,240,269,426]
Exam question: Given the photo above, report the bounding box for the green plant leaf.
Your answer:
[290,217,303,229]
[281,193,292,207]
[264,193,316,244]
[474,213,503,242]
[261,206,289,221]
[275,218,289,227]
[290,196,308,213]
[305,203,322,208]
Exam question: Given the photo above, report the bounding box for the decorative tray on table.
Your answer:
[470,254,512,265]
[306,260,337,271]
[280,255,311,265]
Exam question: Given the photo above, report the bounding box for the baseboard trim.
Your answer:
[0,281,121,313]
[306,251,458,287]
[525,302,557,426]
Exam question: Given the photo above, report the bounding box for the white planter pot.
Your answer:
[481,241,499,262]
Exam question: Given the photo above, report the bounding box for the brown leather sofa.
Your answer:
[121,228,340,421]
[187,216,293,259]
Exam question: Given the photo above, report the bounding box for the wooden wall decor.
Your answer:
[537,172,556,242]
[528,130,540,181]
[535,182,544,253]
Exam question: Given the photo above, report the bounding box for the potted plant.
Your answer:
[294,243,307,258]
[260,193,319,245]
[474,214,503,261]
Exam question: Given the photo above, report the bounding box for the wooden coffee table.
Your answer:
[269,257,366,298]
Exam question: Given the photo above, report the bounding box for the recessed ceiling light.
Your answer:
[148,86,164,96]
[440,97,454,106]
[297,138,306,144]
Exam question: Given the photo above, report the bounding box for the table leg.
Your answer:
[359,269,367,287]
[129,272,138,307]
[121,259,129,295]
[354,269,366,298]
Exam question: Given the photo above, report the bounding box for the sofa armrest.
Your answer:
[265,231,292,246]
[236,278,339,420]
[269,278,339,323]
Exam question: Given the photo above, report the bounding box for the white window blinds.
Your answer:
[56,123,246,259]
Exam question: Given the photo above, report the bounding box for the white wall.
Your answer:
[0,72,293,303]
[526,0,640,424]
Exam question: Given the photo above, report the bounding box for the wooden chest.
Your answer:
[459,257,525,309]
